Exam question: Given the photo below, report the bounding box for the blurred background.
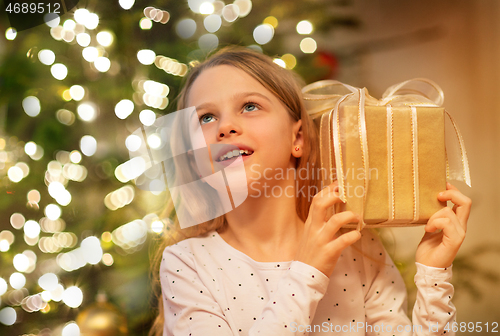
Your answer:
[0,0,498,335]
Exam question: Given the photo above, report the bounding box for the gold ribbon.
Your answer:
[303,79,471,230]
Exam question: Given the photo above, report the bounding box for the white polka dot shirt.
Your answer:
[160,229,455,335]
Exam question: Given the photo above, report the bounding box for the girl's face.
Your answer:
[187,65,302,192]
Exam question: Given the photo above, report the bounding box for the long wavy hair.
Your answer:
[148,46,322,336]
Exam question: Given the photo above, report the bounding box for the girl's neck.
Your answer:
[218,176,304,262]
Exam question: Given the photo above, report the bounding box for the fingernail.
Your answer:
[438,192,444,196]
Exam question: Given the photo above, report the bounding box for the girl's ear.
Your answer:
[292,119,303,158]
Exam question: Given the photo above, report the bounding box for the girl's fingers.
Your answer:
[424,215,465,246]
[309,181,343,226]
[437,183,471,228]
[328,229,362,253]
[325,211,359,235]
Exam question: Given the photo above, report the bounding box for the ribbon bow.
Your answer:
[302,78,471,230]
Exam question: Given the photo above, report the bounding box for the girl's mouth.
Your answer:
[215,149,254,162]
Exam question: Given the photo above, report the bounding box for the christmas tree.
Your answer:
[0,0,359,335]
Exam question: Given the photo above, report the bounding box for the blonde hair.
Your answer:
[149,46,321,336]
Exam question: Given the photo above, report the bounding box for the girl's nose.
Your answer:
[217,116,241,139]
[219,129,237,138]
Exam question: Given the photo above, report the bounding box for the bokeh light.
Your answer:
[94,56,111,72]
[102,253,114,266]
[80,135,97,157]
[5,28,17,40]
[119,0,135,10]
[176,19,197,39]
[51,63,68,80]
[96,31,114,46]
[76,33,91,47]
[13,254,30,272]
[139,109,156,126]
[77,103,97,122]
[0,307,16,325]
[62,286,83,308]
[198,33,219,51]
[300,37,317,53]
[38,49,56,65]
[70,85,85,101]
[263,16,278,28]
[24,220,41,238]
[45,204,62,220]
[296,20,313,34]
[38,273,59,291]
[137,49,156,65]
[9,272,26,290]
[115,99,135,119]
[10,213,25,230]
[125,135,142,152]
[70,150,82,163]
[82,47,99,62]
[0,278,7,295]
[140,17,153,30]
[204,14,222,33]
[253,24,274,45]
[22,96,41,117]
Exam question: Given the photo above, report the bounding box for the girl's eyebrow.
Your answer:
[195,91,272,112]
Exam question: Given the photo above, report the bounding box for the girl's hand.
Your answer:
[416,182,472,268]
[295,181,362,277]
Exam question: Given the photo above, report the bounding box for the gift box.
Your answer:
[303,79,471,230]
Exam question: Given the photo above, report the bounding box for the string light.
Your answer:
[115,99,135,119]
[139,17,153,30]
[222,4,239,22]
[50,63,68,80]
[38,49,55,65]
[176,19,197,39]
[144,6,170,24]
[96,31,114,47]
[263,16,278,28]
[234,0,252,17]
[300,37,317,53]
[77,103,97,122]
[62,286,83,308]
[253,23,274,45]
[80,135,97,157]
[5,28,17,40]
[137,49,156,65]
[62,322,80,336]
[22,96,41,117]
[199,2,215,15]
[296,20,313,34]
[139,109,156,126]
[56,109,76,125]
[76,33,91,47]
[119,0,135,10]
[0,307,16,325]
[198,33,219,51]
[104,185,135,210]
[94,56,111,72]
[204,14,222,33]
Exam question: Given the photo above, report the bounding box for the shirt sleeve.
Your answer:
[160,245,330,336]
[412,262,456,336]
[363,235,456,336]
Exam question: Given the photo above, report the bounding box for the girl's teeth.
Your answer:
[218,149,253,161]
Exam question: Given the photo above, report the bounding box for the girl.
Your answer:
[150,46,471,335]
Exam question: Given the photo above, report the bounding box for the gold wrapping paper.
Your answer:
[335,106,447,228]
[303,79,471,230]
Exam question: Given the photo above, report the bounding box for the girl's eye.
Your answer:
[199,113,215,125]
[243,102,260,112]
